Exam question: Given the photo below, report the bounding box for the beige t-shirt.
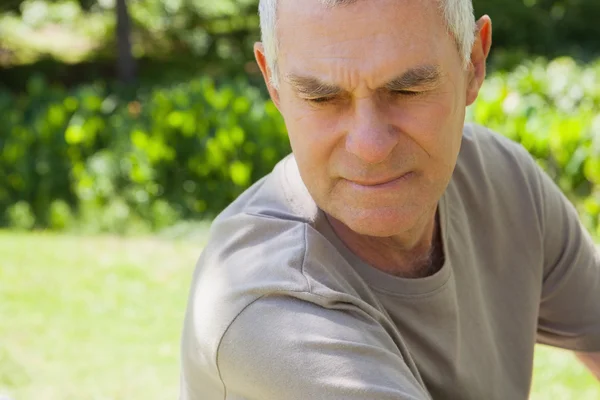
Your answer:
[180,124,600,400]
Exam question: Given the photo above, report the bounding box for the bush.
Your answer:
[0,73,289,233]
[49,199,74,230]
[6,201,35,230]
[1,57,599,236]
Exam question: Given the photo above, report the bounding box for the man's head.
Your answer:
[259,0,478,88]
[254,0,492,238]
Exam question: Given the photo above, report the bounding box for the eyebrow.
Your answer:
[384,64,443,91]
[285,64,443,98]
[285,75,343,98]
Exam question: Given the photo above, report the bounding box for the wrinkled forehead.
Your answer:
[276,0,453,80]
[276,0,446,42]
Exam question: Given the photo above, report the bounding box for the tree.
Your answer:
[115,0,136,83]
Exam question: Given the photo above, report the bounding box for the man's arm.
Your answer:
[214,294,430,400]
[576,352,600,381]
[533,155,600,353]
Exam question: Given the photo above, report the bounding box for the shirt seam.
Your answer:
[367,271,453,299]
[301,223,313,293]
[215,294,268,400]
[215,224,311,400]
[537,333,600,353]
[216,289,340,400]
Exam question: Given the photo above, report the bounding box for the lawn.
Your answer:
[0,231,598,399]
[0,231,201,400]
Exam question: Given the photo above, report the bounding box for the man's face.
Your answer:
[268,0,475,237]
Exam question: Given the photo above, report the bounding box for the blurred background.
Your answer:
[0,0,599,399]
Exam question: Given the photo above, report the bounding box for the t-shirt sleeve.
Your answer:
[216,294,430,400]
[535,161,600,352]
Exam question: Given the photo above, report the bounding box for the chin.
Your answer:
[333,206,420,238]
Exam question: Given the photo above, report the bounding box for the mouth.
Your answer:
[346,171,415,188]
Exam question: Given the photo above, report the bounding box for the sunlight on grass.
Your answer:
[0,232,598,399]
[0,231,201,400]
[531,345,599,399]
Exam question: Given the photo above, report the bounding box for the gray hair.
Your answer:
[258,0,476,88]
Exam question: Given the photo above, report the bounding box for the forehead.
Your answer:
[277,0,455,84]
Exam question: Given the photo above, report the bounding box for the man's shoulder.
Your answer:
[460,123,535,172]
[197,154,325,296]
[193,206,366,322]
[190,155,318,307]
[449,123,545,244]
[181,210,310,375]
[455,123,541,198]
[182,157,355,360]
[189,204,314,336]
[216,154,319,225]
[202,209,311,293]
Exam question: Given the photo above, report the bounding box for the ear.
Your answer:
[254,42,281,109]
[466,15,492,106]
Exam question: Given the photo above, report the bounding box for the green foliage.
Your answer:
[0,0,114,66]
[48,199,74,230]
[6,201,36,230]
[0,73,289,233]
[1,57,599,235]
[467,57,600,236]
[474,0,600,63]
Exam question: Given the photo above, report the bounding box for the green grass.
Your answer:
[0,231,598,399]
[0,231,201,400]
[531,346,599,400]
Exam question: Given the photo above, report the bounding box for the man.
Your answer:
[180,0,600,398]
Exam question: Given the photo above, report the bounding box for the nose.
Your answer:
[344,98,398,164]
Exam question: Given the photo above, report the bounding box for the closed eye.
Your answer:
[393,90,422,97]
[304,91,422,104]
[305,97,335,104]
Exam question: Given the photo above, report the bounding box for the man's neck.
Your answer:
[327,208,444,279]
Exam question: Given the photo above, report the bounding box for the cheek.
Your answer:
[392,93,463,162]
[280,97,342,189]
[282,96,340,154]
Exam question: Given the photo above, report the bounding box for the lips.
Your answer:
[346,171,414,187]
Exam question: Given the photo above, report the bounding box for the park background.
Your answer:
[0,0,599,398]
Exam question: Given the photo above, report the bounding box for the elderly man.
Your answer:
[180,0,600,399]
